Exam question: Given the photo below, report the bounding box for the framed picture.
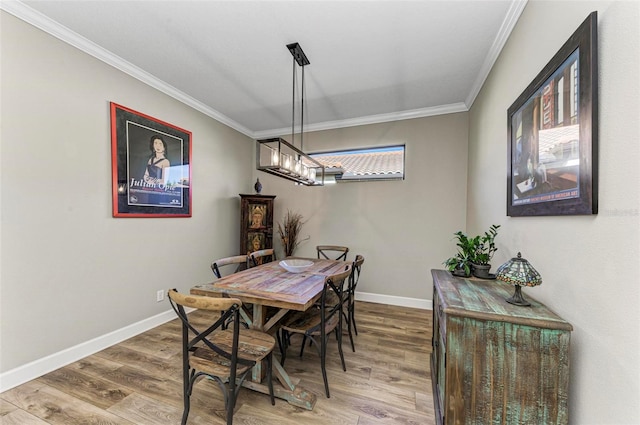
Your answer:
[248,204,267,229]
[111,103,192,217]
[507,12,598,216]
[247,232,265,255]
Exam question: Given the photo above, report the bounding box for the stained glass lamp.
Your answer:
[495,252,542,307]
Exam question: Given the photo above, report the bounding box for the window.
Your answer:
[310,145,405,183]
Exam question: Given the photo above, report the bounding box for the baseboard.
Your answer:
[355,292,432,310]
[0,308,179,393]
[0,295,430,394]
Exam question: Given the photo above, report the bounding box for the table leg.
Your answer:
[247,304,318,410]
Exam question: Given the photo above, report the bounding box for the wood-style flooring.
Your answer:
[0,301,434,424]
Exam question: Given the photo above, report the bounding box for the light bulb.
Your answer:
[283,154,291,171]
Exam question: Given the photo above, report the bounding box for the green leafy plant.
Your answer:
[443,230,476,276]
[444,252,472,277]
[472,224,500,265]
[443,225,500,275]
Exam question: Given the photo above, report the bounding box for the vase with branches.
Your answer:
[277,210,307,257]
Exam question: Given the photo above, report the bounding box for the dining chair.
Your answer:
[249,248,275,267]
[344,254,365,352]
[316,245,349,261]
[211,255,252,329]
[211,255,249,278]
[279,264,352,398]
[168,289,275,425]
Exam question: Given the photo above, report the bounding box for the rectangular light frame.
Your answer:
[256,137,325,186]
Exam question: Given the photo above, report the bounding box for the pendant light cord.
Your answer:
[301,64,305,152]
[291,56,296,149]
[290,53,306,153]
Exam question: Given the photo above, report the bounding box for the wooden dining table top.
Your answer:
[190,257,349,311]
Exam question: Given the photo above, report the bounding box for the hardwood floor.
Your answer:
[0,301,434,424]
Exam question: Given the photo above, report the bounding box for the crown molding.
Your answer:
[0,0,254,138]
[2,0,509,140]
[465,0,528,108]
[253,102,469,139]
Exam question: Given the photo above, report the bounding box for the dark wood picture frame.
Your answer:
[507,12,598,217]
[111,102,192,217]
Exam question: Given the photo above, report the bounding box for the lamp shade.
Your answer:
[496,252,541,307]
[495,252,542,287]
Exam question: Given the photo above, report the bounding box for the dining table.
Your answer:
[190,257,349,410]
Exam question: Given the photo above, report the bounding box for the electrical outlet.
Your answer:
[156,289,165,302]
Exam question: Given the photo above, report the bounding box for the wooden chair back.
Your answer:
[249,248,275,267]
[316,245,349,261]
[350,255,365,295]
[211,255,248,278]
[345,254,365,351]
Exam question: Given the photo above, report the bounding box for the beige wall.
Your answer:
[468,1,639,423]
[3,2,639,421]
[0,12,253,372]
[256,113,469,301]
[0,9,469,384]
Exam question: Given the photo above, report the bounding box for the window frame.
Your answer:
[309,144,406,183]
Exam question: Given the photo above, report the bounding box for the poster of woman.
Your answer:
[111,103,192,217]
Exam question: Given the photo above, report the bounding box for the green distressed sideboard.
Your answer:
[430,269,573,425]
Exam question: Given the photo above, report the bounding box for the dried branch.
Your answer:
[277,210,307,257]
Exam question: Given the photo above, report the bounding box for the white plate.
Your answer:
[279,259,313,273]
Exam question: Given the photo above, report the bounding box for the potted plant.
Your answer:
[443,225,500,279]
[443,231,476,277]
[277,210,307,257]
[470,224,500,279]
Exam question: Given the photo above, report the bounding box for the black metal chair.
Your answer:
[168,289,275,425]
[344,255,365,352]
[279,265,352,398]
[316,245,349,261]
[211,255,252,328]
[249,248,276,267]
[211,255,248,278]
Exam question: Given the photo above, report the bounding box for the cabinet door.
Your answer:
[431,286,446,425]
[240,195,275,256]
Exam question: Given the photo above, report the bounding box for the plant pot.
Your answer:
[451,268,470,278]
[472,263,491,279]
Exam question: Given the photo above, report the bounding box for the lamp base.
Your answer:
[506,285,531,307]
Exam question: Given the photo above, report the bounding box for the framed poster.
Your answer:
[110,103,192,217]
[507,12,598,216]
[248,204,267,229]
[247,232,265,255]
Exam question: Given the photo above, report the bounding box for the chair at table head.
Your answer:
[167,289,275,425]
[344,254,365,352]
[249,248,275,267]
[316,245,349,261]
[211,255,249,278]
[279,264,352,398]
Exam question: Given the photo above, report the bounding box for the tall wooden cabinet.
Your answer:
[431,269,572,425]
[239,194,276,257]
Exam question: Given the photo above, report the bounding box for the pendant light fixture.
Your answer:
[256,42,324,186]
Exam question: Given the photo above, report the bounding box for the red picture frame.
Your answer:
[110,102,192,217]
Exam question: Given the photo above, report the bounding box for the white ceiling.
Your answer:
[6,0,526,139]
